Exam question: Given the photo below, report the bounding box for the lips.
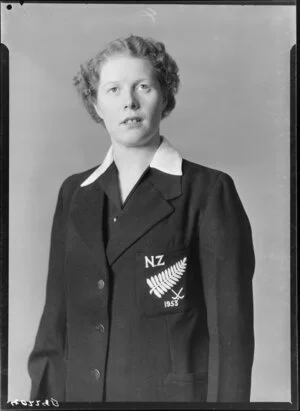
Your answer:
[121,116,143,125]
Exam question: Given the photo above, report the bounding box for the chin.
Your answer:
[114,129,158,148]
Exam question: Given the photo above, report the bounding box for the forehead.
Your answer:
[99,55,156,85]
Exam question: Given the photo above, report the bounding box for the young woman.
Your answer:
[28,35,255,403]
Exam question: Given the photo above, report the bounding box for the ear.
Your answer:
[161,97,167,113]
[162,97,168,112]
[93,102,103,120]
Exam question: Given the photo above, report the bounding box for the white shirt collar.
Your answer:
[80,136,182,187]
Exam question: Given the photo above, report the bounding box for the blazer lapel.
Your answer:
[106,170,182,266]
[69,167,182,269]
[70,181,108,271]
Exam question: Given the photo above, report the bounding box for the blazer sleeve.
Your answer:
[199,172,255,402]
[27,182,68,401]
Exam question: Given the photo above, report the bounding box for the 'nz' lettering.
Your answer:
[144,255,165,268]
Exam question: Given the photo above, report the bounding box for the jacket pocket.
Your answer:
[165,371,207,383]
[161,372,208,402]
[136,246,197,318]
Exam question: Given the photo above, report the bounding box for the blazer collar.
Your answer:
[80,136,183,188]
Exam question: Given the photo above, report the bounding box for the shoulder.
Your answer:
[183,160,252,233]
[182,158,235,193]
[58,165,99,203]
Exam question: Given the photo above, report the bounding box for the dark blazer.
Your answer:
[28,159,255,403]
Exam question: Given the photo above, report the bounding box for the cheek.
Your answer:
[98,104,117,123]
[96,96,116,118]
[148,98,164,120]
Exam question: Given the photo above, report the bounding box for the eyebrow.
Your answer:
[101,78,154,88]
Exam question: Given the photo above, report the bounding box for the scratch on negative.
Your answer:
[140,7,157,24]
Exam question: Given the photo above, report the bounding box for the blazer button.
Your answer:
[96,323,105,333]
[97,279,105,290]
[91,368,101,380]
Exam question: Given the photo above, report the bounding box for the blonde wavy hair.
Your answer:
[73,35,180,125]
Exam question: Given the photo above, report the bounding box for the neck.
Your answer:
[112,134,162,176]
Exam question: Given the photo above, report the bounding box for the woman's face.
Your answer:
[94,54,165,148]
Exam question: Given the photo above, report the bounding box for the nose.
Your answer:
[123,88,139,110]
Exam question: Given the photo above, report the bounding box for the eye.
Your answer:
[138,83,151,92]
[108,86,119,94]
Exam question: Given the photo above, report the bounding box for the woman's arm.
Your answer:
[199,172,255,402]
[27,183,68,401]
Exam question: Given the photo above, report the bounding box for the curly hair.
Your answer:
[73,35,180,125]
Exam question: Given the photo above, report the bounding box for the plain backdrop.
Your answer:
[1,3,295,402]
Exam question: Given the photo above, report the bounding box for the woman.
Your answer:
[28,35,255,403]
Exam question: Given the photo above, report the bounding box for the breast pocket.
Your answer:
[136,247,197,318]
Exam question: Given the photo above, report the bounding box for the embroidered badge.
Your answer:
[144,254,165,268]
[162,287,184,308]
[146,257,187,299]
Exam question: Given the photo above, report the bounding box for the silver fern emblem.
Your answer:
[146,257,187,298]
